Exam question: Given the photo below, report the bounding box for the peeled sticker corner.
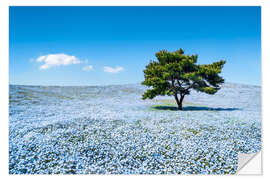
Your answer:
[236,151,262,175]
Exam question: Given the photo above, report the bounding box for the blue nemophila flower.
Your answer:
[9,83,261,174]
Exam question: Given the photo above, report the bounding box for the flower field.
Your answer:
[9,83,261,174]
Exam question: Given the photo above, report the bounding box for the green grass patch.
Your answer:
[187,128,200,135]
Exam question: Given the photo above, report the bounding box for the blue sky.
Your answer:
[9,6,261,86]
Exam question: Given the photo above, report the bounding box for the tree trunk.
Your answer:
[174,94,185,110]
[179,95,184,110]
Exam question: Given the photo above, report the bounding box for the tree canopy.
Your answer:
[142,48,226,110]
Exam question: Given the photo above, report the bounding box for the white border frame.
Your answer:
[1,1,269,180]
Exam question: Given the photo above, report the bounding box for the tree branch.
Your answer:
[176,80,182,87]
[182,82,196,95]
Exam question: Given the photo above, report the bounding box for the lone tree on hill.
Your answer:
[142,48,226,110]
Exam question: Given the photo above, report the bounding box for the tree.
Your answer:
[142,48,226,110]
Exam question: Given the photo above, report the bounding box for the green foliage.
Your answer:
[142,48,226,110]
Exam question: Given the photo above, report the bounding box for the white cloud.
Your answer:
[103,66,124,73]
[36,53,82,70]
[82,65,93,71]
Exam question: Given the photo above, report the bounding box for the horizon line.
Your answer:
[9,81,261,87]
